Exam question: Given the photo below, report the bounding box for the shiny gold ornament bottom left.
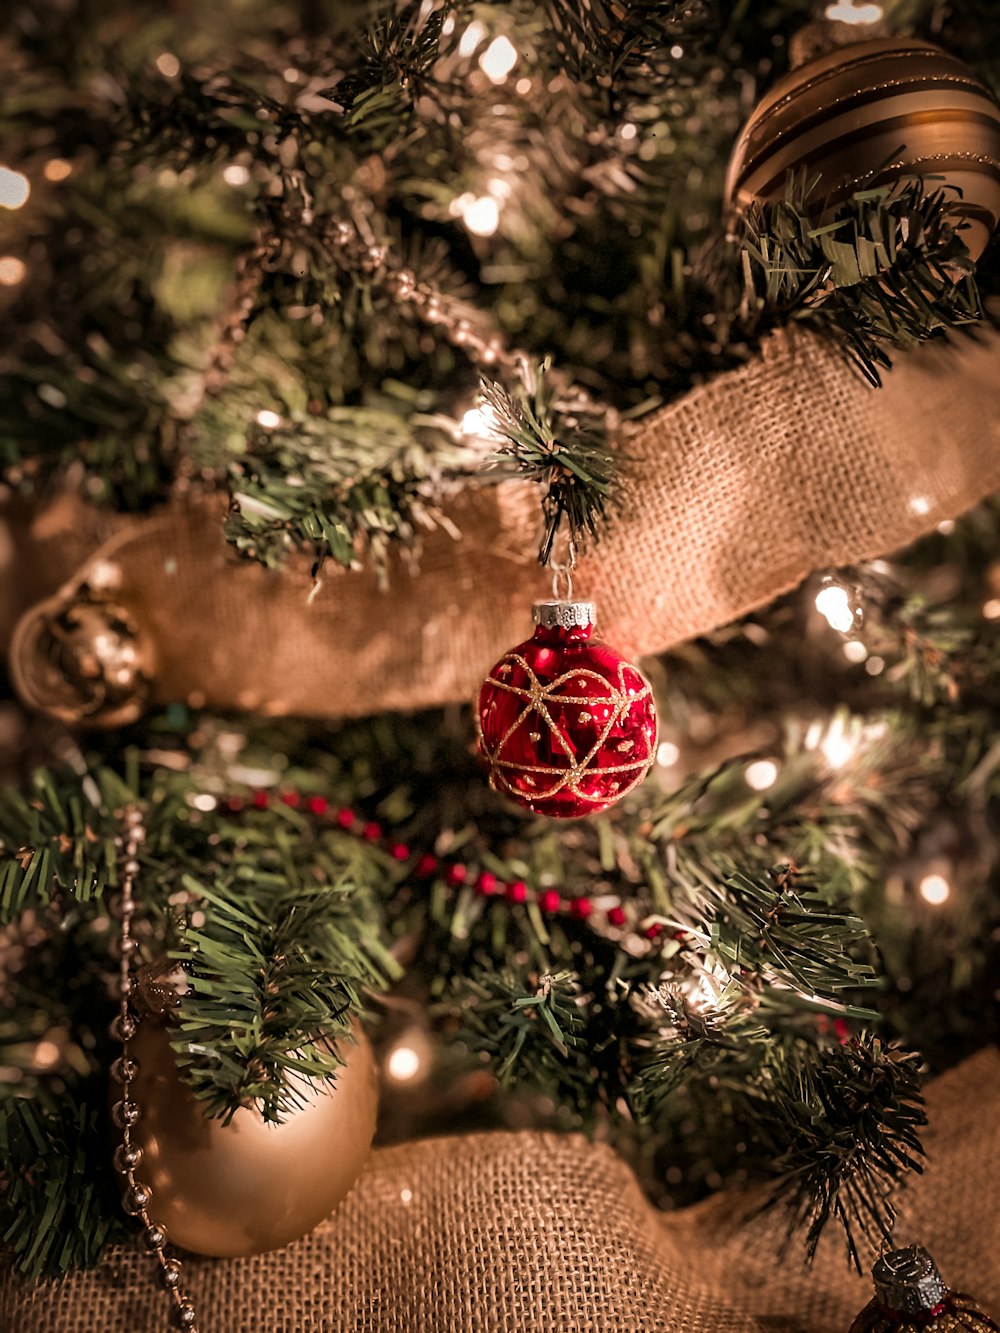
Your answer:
[128,1024,379,1257]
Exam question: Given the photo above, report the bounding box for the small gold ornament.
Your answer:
[10,587,155,727]
[129,1023,378,1258]
[725,37,1000,261]
[849,1246,999,1332]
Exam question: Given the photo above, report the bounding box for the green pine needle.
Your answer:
[481,360,617,564]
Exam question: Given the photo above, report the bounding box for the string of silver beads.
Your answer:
[110,805,198,1332]
[325,214,510,370]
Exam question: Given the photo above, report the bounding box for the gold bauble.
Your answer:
[725,37,1000,261]
[10,591,155,727]
[129,1024,378,1257]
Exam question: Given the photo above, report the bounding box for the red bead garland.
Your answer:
[220,789,658,933]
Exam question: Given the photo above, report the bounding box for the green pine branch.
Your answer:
[732,175,982,385]
[482,360,617,563]
[220,407,476,571]
[761,1036,926,1268]
[169,818,401,1120]
[1,1094,125,1278]
[451,966,598,1113]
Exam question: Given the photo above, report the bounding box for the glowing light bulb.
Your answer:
[682,961,730,1013]
[458,21,485,57]
[818,716,856,770]
[223,164,250,186]
[842,640,868,664]
[815,584,855,634]
[745,759,778,791]
[479,35,518,84]
[657,740,680,768]
[255,409,282,429]
[386,1043,422,1083]
[825,0,884,22]
[0,167,30,210]
[44,159,72,182]
[983,599,1000,620]
[155,52,180,78]
[918,872,951,906]
[33,1039,62,1070]
[461,404,501,439]
[0,256,26,285]
[460,195,500,237]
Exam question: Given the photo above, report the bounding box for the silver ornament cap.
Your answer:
[872,1246,949,1314]
[532,600,596,631]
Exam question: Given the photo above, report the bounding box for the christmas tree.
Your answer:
[2,1,1000,1329]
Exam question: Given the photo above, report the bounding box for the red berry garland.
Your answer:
[222,787,664,936]
[477,600,657,818]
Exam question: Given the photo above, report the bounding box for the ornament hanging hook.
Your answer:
[550,538,577,601]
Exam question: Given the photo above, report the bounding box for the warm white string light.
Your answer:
[744,759,778,791]
[479,35,518,84]
[0,256,26,286]
[815,583,856,634]
[223,164,250,186]
[0,167,30,210]
[255,409,282,429]
[44,159,72,182]
[461,403,501,439]
[453,193,500,237]
[458,21,485,57]
[384,1030,432,1085]
[385,1044,422,1083]
[807,714,885,770]
[918,872,951,906]
[656,740,680,768]
[824,0,884,21]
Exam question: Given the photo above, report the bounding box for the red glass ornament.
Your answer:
[477,600,657,819]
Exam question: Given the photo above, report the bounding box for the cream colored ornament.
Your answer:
[129,1023,378,1257]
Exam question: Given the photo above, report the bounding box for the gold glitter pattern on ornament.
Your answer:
[849,1293,1000,1332]
[479,652,655,808]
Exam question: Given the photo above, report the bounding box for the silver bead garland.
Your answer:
[110,805,199,1332]
[325,214,511,370]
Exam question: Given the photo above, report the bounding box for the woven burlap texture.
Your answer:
[4,325,1000,720]
[3,1046,997,1333]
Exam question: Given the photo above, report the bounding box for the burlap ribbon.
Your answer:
[3,1046,997,1332]
[4,324,1000,720]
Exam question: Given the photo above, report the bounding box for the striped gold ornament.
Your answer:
[725,37,1000,261]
